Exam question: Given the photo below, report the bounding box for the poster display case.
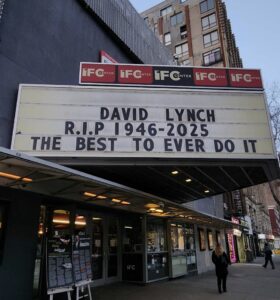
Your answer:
[198,228,206,251]
[207,230,214,250]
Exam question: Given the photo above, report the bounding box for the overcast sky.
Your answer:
[130,0,280,90]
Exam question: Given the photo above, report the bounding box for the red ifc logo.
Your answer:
[194,68,227,86]
[80,63,116,83]
[118,65,153,84]
[229,69,263,88]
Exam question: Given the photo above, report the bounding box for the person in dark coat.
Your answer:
[262,242,275,269]
[212,243,230,293]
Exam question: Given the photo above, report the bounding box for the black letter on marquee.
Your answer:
[31,137,41,150]
[65,121,75,134]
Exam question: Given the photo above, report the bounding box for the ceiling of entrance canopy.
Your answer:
[0,147,240,229]
[71,158,279,204]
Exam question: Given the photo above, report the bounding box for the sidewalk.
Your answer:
[92,256,280,300]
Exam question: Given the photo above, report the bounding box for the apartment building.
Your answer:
[141,0,242,67]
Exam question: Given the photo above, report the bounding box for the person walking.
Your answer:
[212,243,230,294]
[262,242,275,269]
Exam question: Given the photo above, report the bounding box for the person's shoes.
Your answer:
[272,267,275,269]
[218,290,222,294]
[223,289,227,292]
[262,265,266,268]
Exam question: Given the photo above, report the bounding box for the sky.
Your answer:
[129,0,280,91]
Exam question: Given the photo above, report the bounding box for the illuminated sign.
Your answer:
[79,63,263,90]
[11,85,275,159]
[227,233,237,263]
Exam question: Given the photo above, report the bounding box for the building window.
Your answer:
[181,59,190,66]
[175,42,188,57]
[154,23,158,35]
[164,32,171,45]
[201,13,216,30]
[180,25,187,39]
[171,12,183,26]
[144,17,149,24]
[180,0,187,3]
[203,30,218,47]
[200,0,215,14]
[203,48,221,65]
[160,5,172,17]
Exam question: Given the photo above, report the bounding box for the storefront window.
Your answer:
[147,218,166,252]
[186,225,197,272]
[122,215,144,282]
[170,223,187,278]
[147,218,168,281]
[123,216,143,253]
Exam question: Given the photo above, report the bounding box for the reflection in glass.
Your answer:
[74,214,87,235]
[147,218,166,253]
[52,209,71,237]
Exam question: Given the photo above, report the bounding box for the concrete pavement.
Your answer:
[92,256,280,300]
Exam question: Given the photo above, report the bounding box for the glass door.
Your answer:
[91,214,120,286]
[107,217,118,279]
[170,223,187,278]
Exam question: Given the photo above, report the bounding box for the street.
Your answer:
[93,256,280,300]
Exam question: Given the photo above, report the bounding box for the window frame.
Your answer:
[200,0,215,14]
[164,32,171,45]
[201,13,217,30]
[171,12,184,26]
[181,59,190,66]
[203,48,221,65]
[175,42,189,58]
[180,25,187,39]
[160,5,173,17]
[203,30,219,47]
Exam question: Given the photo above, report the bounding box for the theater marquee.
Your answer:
[11,85,276,160]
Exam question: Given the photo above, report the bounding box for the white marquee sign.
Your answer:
[11,85,276,159]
